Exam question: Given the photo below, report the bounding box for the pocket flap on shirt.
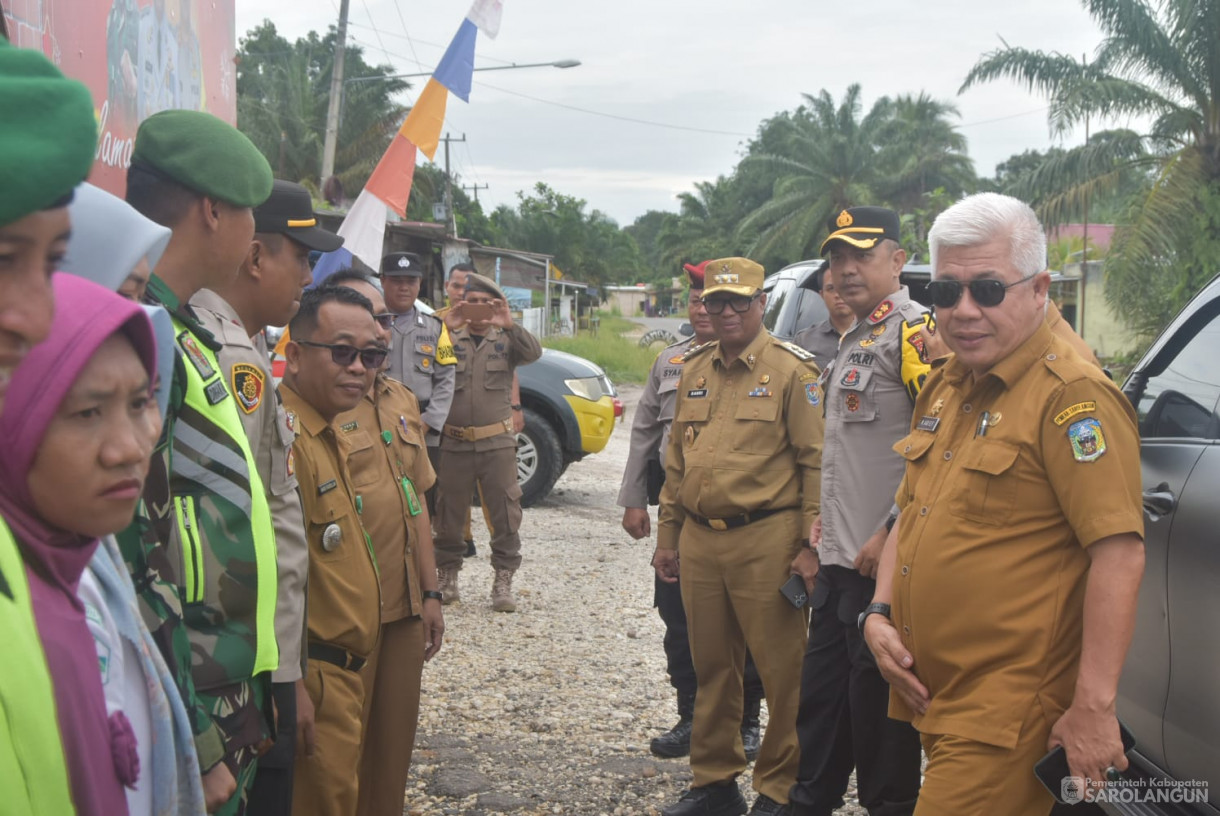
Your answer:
[959,440,1020,475]
[679,398,712,423]
[894,432,935,461]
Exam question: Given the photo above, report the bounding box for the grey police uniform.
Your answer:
[616,336,696,508]
[387,309,455,444]
[793,319,842,373]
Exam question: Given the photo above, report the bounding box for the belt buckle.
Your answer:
[709,518,728,531]
[456,426,475,442]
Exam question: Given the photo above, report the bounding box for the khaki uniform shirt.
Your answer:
[280,384,382,659]
[442,323,543,452]
[616,336,695,509]
[818,287,933,569]
[335,377,436,623]
[889,322,1143,748]
[657,329,825,550]
[387,308,455,439]
[793,318,842,371]
[192,289,308,683]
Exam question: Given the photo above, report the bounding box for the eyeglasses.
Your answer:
[372,312,398,330]
[700,294,760,315]
[925,273,1038,309]
[297,341,389,369]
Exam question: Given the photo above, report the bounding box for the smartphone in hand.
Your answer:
[462,302,495,322]
[1033,720,1136,803]
[779,574,809,609]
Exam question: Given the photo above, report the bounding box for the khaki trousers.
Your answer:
[355,616,425,816]
[291,660,366,816]
[914,704,1057,816]
[435,447,522,571]
[680,510,808,803]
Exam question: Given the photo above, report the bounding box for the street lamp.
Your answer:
[344,59,581,84]
[324,59,581,181]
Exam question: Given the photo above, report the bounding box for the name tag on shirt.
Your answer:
[916,416,940,433]
[318,479,337,495]
[687,389,708,398]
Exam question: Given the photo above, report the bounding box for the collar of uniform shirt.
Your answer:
[712,325,771,369]
[392,307,417,329]
[280,383,332,437]
[943,319,1055,390]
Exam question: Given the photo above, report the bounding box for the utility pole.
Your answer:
[440,132,466,237]
[321,0,351,183]
[1079,52,1090,338]
[462,183,489,204]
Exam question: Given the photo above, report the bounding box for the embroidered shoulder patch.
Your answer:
[1067,417,1107,462]
[869,300,894,323]
[231,363,265,414]
[177,331,215,380]
[805,382,821,406]
[1054,401,1097,426]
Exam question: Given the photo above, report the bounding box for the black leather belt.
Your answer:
[687,507,793,531]
[308,642,367,672]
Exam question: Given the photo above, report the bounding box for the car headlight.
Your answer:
[564,377,605,401]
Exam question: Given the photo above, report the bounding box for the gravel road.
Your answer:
[404,384,868,816]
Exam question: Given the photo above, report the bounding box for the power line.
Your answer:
[956,107,1050,129]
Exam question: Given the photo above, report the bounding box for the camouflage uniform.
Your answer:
[119,274,279,814]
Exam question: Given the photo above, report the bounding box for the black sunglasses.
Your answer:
[297,341,389,369]
[925,273,1038,308]
[372,312,398,329]
[701,294,760,315]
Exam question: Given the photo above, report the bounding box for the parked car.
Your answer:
[1109,274,1220,815]
[517,348,621,506]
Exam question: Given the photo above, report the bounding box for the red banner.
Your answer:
[3,0,236,197]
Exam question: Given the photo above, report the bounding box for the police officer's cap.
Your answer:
[0,41,97,227]
[464,272,506,300]
[820,206,901,255]
[131,110,273,208]
[255,180,344,252]
[700,258,765,298]
[381,251,425,277]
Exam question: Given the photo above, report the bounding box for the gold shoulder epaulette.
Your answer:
[777,340,815,361]
[683,341,717,361]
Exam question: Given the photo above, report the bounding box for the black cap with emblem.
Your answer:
[381,251,426,277]
[820,206,901,255]
[254,180,344,252]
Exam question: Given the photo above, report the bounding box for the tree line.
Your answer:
[236,0,1220,337]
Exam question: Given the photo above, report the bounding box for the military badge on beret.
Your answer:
[1068,417,1107,462]
[231,363,264,414]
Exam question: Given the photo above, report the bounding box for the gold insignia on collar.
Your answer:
[759,374,770,384]
[746,354,756,366]
[930,398,944,417]
[836,209,853,228]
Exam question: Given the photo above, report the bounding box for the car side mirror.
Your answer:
[678,322,694,337]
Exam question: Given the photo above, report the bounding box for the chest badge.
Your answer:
[321,523,342,552]
[177,332,216,380]
[870,323,887,339]
[684,425,695,446]
[930,398,945,417]
[669,354,686,365]
[420,344,434,354]
[845,393,861,412]
[748,387,772,398]
[286,448,295,477]
[840,368,861,387]
[695,376,706,388]
[421,357,431,369]
[285,411,298,434]
[759,374,770,384]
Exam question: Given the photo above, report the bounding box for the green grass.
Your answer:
[544,313,656,384]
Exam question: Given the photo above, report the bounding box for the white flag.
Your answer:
[465,0,503,38]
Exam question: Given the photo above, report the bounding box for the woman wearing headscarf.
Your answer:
[0,273,162,815]
[0,37,100,815]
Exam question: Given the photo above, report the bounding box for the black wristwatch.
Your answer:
[422,590,443,602]
[857,602,892,633]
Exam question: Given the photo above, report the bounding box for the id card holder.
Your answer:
[401,477,422,516]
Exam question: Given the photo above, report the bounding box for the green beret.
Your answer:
[0,41,97,227]
[132,110,273,207]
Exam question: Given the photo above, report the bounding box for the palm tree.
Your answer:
[737,84,893,261]
[876,93,976,214]
[960,0,1220,335]
[655,177,740,270]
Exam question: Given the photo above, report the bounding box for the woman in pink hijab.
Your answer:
[0,273,159,815]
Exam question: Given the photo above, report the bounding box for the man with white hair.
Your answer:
[862,193,1145,815]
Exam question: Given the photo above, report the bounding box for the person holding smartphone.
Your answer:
[433,274,541,612]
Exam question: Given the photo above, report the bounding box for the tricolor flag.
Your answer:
[313,0,504,283]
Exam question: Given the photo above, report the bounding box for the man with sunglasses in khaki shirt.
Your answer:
[864,193,1144,816]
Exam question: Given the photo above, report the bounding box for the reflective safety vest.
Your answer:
[0,516,76,816]
[171,319,279,683]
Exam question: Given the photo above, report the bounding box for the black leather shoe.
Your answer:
[748,794,790,815]
[662,782,748,816]
[464,539,476,558]
[650,717,692,758]
[741,720,760,762]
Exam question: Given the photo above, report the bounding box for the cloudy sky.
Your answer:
[236,0,1117,226]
